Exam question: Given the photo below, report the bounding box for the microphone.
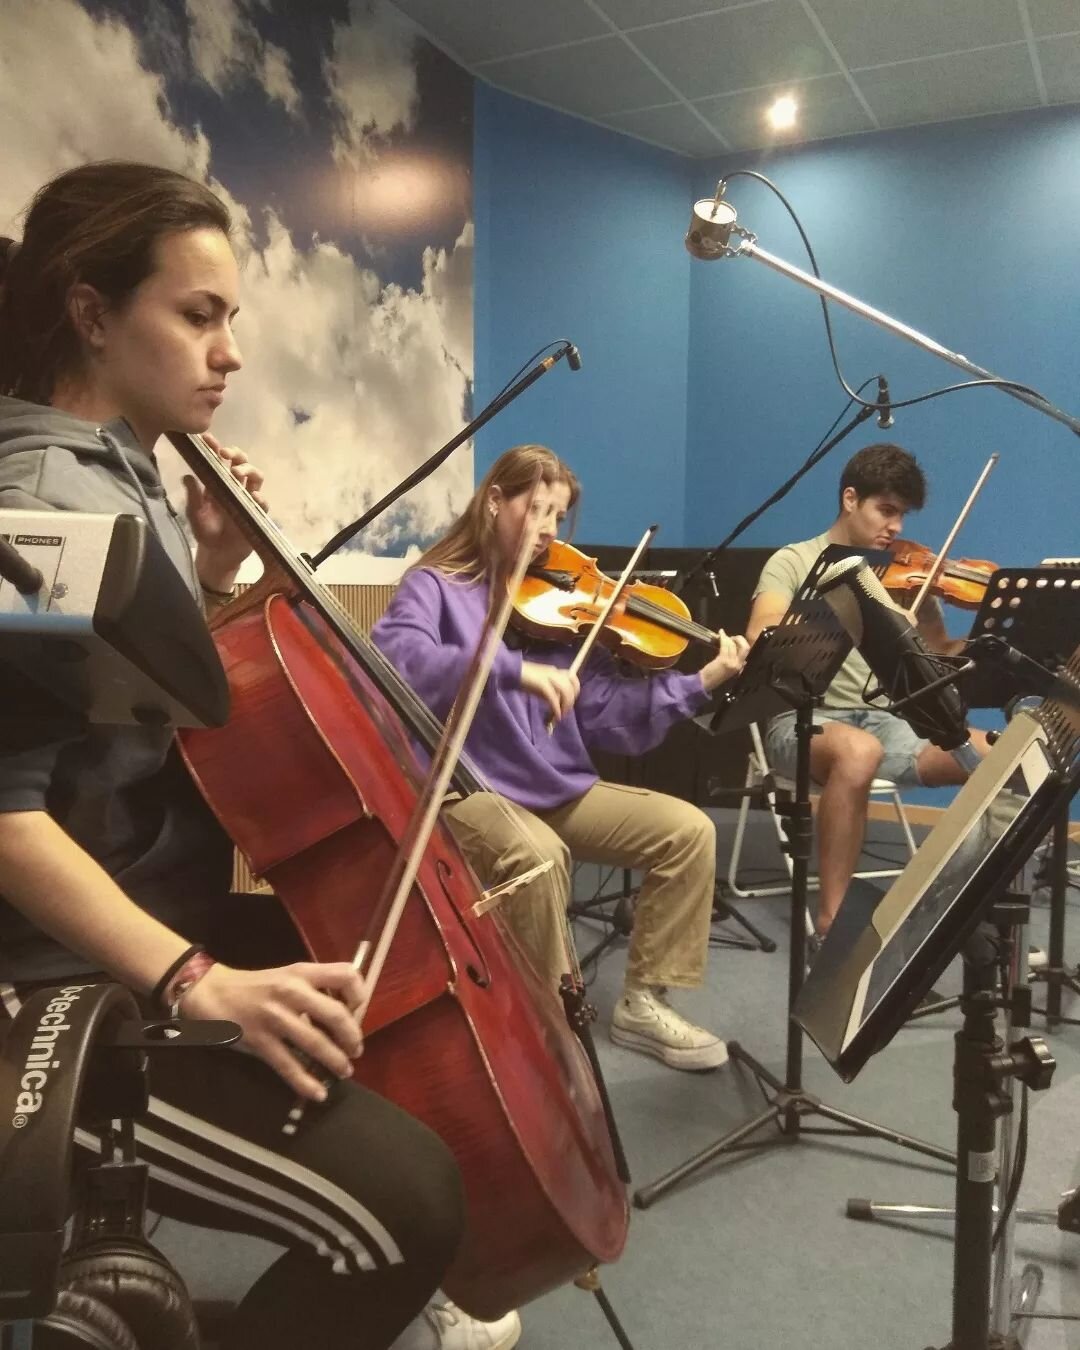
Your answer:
[815,555,973,759]
[875,375,895,429]
[566,343,582,372]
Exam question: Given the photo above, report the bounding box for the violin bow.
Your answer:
[909,452,999,619]
[541,524,658,734]
[284,480,545,1136]
[566,525,658,680]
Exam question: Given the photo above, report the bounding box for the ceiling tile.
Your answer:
[594,0,768,31]
[629,0,838,99]
[1025,0,1080,39]
[389,0,607,66]
[1039,33,1080,102]
[854,45,1042,127]
[479,36,675,117]
[697,74,875,151]
[597,102,729,154]
[807,0,1025,70]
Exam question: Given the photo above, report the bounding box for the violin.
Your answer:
[512,538,719,669]
[882,539,999,610]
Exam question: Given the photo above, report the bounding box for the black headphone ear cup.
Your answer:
[34,1286,140,1350]
[60,1236,199,1350]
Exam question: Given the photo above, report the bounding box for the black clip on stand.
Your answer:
[634,574,954,1210]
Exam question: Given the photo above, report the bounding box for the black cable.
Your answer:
[680,376,879,586]
[992,1083,1028,1249]
[716,169,1057,419]
[488,340,573,404]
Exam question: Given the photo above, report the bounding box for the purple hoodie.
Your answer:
[372,567,712,811]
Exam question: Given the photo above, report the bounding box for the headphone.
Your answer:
[0,983,213,1349]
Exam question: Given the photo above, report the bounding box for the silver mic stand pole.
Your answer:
[685,190,1080,438]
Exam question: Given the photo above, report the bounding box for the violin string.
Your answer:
[623,592,717,644]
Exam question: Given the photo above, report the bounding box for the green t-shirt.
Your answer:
[753,531,873,710]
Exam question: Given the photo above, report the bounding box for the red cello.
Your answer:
[169,433,628,1318]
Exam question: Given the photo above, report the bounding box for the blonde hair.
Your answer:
[416,444,580,579]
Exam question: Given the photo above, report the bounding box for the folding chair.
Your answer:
[726,722,919,924]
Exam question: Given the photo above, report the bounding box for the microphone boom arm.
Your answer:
[720,229,1080,438]
[311,340,581,567]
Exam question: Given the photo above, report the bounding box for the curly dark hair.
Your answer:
[0,161,230,403]
[838,443,926,513]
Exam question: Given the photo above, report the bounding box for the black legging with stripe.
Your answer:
[3,898,465,1350]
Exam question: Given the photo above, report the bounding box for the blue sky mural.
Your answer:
[0,0,474,576]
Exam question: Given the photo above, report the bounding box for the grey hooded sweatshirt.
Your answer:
[0,395,231,982]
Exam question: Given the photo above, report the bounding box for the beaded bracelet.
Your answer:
[150,944,204,1012]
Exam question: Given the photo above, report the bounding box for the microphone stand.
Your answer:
[678,400,879,606]
[310,341,580,567]
[688,187,1080,438]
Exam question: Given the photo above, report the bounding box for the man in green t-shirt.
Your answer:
[747,444,990,937]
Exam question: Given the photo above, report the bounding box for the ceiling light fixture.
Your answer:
[767,94,798,130]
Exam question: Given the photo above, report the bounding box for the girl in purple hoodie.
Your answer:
[374,445,748,1074]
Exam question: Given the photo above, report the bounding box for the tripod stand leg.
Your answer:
[574,1268,637,1350]
[632,1100,783,1209]
[712,892,778,953]
[809,1099,955,1164]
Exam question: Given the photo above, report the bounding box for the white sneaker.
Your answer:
[390,1299,522,1350]
[610,986,728,1071]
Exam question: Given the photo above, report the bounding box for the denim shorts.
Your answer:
[764,706,929,788]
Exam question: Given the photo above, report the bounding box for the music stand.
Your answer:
[796,647,1080,1350]
[633,547,953,1211]
[966,564,1080,1029]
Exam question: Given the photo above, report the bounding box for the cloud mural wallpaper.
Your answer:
[0,0,474,579]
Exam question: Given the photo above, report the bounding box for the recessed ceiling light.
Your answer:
[767,95,798,130]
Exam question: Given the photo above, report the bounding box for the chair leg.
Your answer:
[892,788,919,858]
[726,758,794,900]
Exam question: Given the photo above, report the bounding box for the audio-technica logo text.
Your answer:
[10,985,90,1128]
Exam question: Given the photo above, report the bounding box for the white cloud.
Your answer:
[261,41,301,116]
[0,0,209,232]
[0,0,473,576]
[325,0,418,162]
[185,0,301,116]
[187,212,474,562]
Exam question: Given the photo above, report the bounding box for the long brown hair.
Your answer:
[0,160,231,404]
[417,444,580,579]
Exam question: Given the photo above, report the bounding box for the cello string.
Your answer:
[177,435,590,1006]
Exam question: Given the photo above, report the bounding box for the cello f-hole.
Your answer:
[436,857,491,988]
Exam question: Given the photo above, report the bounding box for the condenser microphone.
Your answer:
[876,375,895,429]
[566,343,583,372]
[815,555,973,760]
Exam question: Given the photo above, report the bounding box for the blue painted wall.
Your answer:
[474,83,694,546]
[686,106,1080,566]
[476,94,1080,807]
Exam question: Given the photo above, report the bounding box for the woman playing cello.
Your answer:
[0,160,519,1350]
[373,446,749,1073]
